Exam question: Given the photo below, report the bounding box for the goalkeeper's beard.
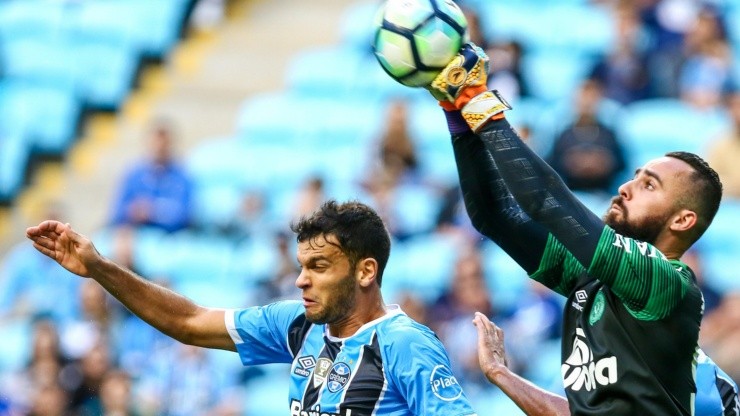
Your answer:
[603,197,672,245]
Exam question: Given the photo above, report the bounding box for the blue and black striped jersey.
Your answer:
[696,350,740,416]
[225,301,478,416]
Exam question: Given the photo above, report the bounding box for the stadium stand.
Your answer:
[1,0,740,414]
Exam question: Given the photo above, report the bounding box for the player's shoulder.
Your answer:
[376,308,442,349]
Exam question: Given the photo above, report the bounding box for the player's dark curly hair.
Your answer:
[290,200,391,287]
[665,151,723,242]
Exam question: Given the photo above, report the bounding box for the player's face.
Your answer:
[295,234,357,325]
[604,157,690,244]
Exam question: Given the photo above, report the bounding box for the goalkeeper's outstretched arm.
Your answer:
[448,112,548,274]
[476,116,605,268]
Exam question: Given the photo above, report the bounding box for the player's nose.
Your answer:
[295,270,310,289]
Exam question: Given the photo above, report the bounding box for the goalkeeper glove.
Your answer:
[427,42,512,132]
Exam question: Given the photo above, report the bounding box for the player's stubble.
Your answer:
[304,268,357,325]
[604,196,673,245]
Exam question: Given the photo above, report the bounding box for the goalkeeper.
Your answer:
[426,43,724,415]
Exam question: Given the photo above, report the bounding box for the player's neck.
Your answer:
[328,296,387,338]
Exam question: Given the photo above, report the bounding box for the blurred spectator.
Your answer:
[361,99,437,240]
[110,119,193,233]
[429,249,500,388]
[5,318,74,415]
[590,1,651,104]
[396,292,429,325]
[501,280,563,377]
[137,343,240,416]
[706,91,740,198]
[681,248,722,315]
[255,231,301,304]
[547,79,627,193]
[28,384,69,416]
[93,370,140,416]
[487,41,527,101]
[222,189,270,241]
[67,341,114,414]
[678,8,733,109]
[461,6,488,50]
[375,99,419,186]
[291,176,327,221]
[700,292,740,382]
[60,280,120,361]
[435,185,481,245]
[641,0,701,97]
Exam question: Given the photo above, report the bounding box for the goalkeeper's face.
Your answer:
[295,234,358,325]
[604,157,688,244]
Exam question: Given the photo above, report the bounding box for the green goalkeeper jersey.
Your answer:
[532,226,704,416]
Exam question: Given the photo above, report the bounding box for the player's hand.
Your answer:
[427,42,490,107]
[473,311,508,383]
[26,221,102,278]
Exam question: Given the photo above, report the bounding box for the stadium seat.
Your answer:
[696,199,740,293]
[68,30,140,110]
[236,91,385,149]
[480,241,530,314]
[0,134,32,203]
[616,99,730,164]
[0,78,82,156]
[338,1,377,52]
[75,0,194,60]
[242,369,292,415]
[0,319,31,372]
[520,51,596,103]
[386,233,462,303]
[479,2,613,54]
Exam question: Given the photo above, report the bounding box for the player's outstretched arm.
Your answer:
[450,125,548,274]
[473,312,570,416]
[428,44,548,274]
[26,221,235,351]
[429,43,604,268]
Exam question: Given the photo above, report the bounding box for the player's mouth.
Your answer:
[303,297,318,308]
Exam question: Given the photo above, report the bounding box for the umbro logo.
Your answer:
[575,290,588,303]
[293,355,316,378]
[571,290,588,312]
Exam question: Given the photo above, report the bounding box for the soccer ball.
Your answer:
[373,0,469,87]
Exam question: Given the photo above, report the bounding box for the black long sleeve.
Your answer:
[451,129,548,274]
[476,117,605,269]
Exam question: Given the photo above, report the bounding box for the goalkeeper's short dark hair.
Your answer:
[665,151,723,243]
[290,200,391,287]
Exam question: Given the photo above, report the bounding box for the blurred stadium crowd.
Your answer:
[2,0,740,414]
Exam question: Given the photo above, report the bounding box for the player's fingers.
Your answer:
[32,241,57,259]
[32,235,56,250]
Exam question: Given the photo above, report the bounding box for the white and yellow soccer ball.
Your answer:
[373,0,469,87]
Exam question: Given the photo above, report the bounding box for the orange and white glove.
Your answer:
[427,42,511,132]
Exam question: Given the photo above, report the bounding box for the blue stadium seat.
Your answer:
[387,233,462,303]
[479,3,613,54]
[725,8,740,51]
[242,370,292,415]
[75,0,192,60]
[0,319,31,372]
[0,134,31,203]
[616,99,730,164]
[520,51,596,103]
[236,92,384,150]
[68,29,140,110]
[480,241,529,314]
[339,1,377,52]
[0,78,82,156]
[283,46,420,100]
[697,199,740,293]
